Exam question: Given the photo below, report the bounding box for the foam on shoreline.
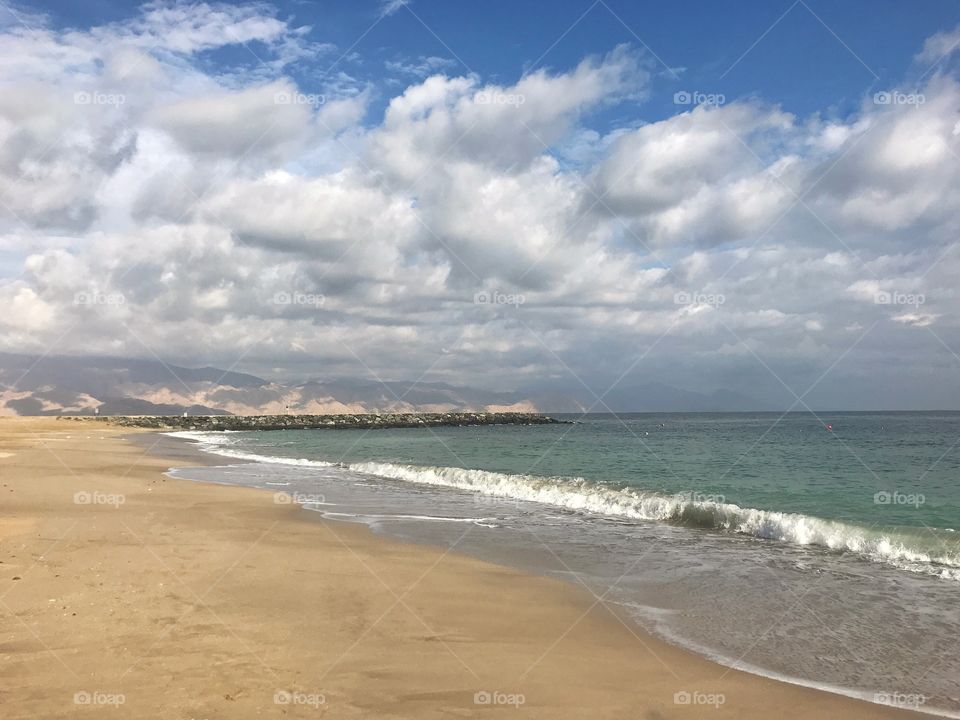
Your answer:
[169,431,960,581]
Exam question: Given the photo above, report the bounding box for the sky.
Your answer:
[1,0,960,409]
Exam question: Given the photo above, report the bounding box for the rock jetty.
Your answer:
[67,412,564,431]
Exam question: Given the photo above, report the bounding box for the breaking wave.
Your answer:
[348,461,960,580]
[168,431,960,580]
[166,431,336,468]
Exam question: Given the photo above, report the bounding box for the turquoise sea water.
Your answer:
[185,412,960,574]
[167,412,960,715]
[307,412,956,526]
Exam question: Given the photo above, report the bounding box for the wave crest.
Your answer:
[166,432,960,580]
[167,431,335,468]
[349,461,960,579]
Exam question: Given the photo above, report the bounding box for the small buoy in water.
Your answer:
[826,423,833,431]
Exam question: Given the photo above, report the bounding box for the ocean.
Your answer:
[166,412,960,716]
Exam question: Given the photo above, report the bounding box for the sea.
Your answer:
[164,412,960,716]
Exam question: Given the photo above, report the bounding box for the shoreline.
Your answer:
[0,417,928,718]
[155,428,960,719]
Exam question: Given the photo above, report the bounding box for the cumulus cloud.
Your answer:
[0,2,959,408]
[369,45,648,181]
[588,102,798,248]
[148,81,312,159]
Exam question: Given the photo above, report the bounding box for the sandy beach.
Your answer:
[0,417,926,719]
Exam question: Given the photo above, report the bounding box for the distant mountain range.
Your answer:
[0,353,769,416]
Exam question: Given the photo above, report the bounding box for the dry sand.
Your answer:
[0,417,925,719]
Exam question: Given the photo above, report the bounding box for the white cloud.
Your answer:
[0,2,958,407]
[385,55,458,78]
[379,0,411,18]
[916,25,960,65]
[589,102,797,247]
[96,0,291,55]
[148,81,312,159]
[893,312,938,328]
[371,45,649,182]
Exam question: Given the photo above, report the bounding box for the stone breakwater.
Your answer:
[64,412,565,431]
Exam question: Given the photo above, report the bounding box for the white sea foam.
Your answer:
[320,511,498,528]
[167,431,336,468]
[167,432,960,580]
[348,461,960,579]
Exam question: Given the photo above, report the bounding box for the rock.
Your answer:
[83,412,567,431]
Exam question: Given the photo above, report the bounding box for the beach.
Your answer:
[0,417,927,719]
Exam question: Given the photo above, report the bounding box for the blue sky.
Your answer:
[25,0,960,125]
